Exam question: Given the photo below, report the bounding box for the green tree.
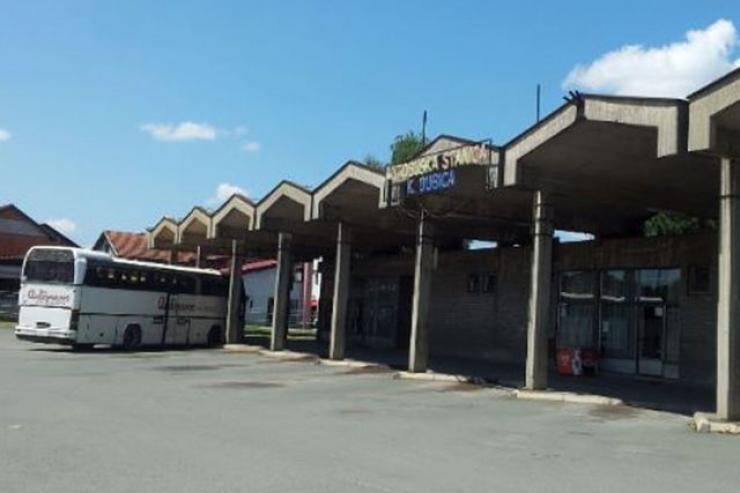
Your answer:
[363,154,386,170]
[644,212,701,237]
[390,131,425,165]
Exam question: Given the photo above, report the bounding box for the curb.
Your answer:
[394,371,498,386]
[513,389,624,406]
[318,358,378,369]
[258,349,318,361]
[692,412,740,434]
[222,344,263,353]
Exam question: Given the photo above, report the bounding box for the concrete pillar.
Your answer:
[301,262,313,329]
[195,245,205,268]
[525,190,553,390]
[717,157,740,421]
[225,240,244,344]
[329,222,351,360]
[270,233,292,352]
[408,215,434,373]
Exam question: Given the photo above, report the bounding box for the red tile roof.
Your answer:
[102,231,197,264]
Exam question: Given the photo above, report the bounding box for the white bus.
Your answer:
[15,247,229,350]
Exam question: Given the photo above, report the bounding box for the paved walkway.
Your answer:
[255,334,715,416]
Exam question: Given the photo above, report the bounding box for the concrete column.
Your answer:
[717,157,740,421]
[408,215,435,373]
[270,233,293,352]
[525,190,553,390]
[195,245,205,268]
[329,222,351,360]
[225,240,244,344]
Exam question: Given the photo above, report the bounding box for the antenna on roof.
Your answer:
[536,84,541,123]
[421,110,428,146]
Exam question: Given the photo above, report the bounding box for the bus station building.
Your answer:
[147,68,740,422]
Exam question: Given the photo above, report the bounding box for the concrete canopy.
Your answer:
[311,161,418,251]
[210,194,255,240]
[147,217,178,249]
[255,181,312,229]
[176,206,212,247]
[689,67,740,157]
[254,180,333,260]
[503,95,718,235]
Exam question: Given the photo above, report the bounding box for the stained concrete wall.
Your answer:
[321,233,717,385]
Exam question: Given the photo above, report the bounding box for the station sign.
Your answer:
[387,141,492,184]
[404,169,456,197]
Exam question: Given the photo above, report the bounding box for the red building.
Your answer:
[0,204,78,317]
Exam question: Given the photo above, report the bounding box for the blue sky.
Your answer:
[1,1,738,245]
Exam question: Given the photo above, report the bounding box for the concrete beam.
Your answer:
[225,240,244,344]
[504,97,686,187]
[329,222,351,360]
[716,157,740,420]
[408,215,435,373]
[525,190,553,390]
[270,233,293,352]
[689,70,740,153]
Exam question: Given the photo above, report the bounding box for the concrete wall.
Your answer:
[243,267,305,326]
[343,232,717,385]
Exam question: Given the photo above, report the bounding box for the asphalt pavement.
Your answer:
[1,329,739,493]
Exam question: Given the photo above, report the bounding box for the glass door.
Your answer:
[599,270,636,374]
[636,303,665,376]
[636,269,680,377]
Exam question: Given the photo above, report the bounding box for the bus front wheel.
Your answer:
[122,326,142,350]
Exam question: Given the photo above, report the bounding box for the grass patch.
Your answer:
[244,325,317,341]
[0,320,15,330]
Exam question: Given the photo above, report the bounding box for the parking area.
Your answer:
[1,328,739,493]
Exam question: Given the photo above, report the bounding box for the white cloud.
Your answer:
[242,141,261,153]
[0,128,11,142]
[563,19,740,97]
[140,121,217,141]
[207,182,248,206]
[45,218,77,235]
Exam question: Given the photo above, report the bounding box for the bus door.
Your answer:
[164,293,189,345]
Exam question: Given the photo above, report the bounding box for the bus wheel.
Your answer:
[207,326,223,348]
[122,326,142,350]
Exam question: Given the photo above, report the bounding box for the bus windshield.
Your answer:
[23,249,75,284]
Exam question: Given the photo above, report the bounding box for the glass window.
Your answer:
[558,303,596,347]
[601,270,630,302]
[601,303,634,359]
[467,274,480,294]
[638,269,680,305]
[560,271,595,300]
[482,273,496,294]
[23,249,75,284]
[688,266,710,295]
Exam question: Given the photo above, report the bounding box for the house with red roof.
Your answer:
[0,204,78,318]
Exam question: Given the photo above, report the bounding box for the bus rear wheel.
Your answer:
[122,326,142,350]
[207,326,223,348]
